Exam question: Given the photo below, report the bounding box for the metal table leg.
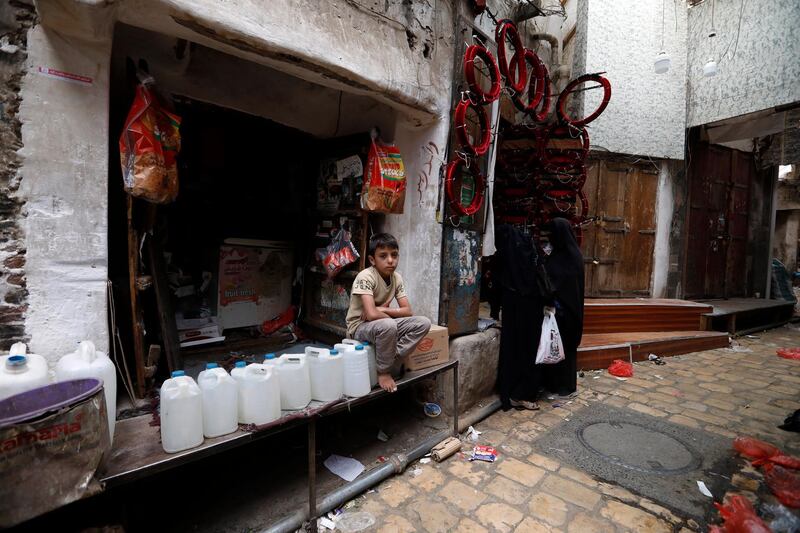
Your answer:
[452,361,459,436]
[308,418,317,533]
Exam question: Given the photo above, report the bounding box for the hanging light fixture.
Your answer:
[704,0,719,77]
[654,0,670,74]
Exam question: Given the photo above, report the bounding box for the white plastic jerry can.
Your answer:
[197,363,238,438]
[0,343,50,401]
[343,345,371,398]
[277,354,311,410]
[262,353,280,375]
[343,338,378,388]
[160,370,204,453]
[306,347,344,402]
[232,363,281,425]
[55,340,117,442]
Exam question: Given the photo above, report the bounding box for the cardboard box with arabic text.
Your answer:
[405,325,450,371]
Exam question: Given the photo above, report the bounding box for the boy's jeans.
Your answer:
[354,316,432,373]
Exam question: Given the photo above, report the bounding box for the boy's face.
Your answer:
[369,245,399,278]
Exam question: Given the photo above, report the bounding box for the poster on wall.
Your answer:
[218,240,294,331]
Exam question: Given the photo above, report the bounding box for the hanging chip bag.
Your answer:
[119,80,182,204]
[361,140,406,214]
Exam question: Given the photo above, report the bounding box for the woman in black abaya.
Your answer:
[542,218,585,396]
[494,225,545,410]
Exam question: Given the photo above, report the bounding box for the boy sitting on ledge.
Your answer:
[345,233,431,393]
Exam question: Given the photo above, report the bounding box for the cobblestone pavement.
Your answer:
[339,326,800,532]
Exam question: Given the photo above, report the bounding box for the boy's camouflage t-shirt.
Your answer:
[345,266,407,337]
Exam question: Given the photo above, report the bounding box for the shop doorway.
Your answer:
[107,25,395,395]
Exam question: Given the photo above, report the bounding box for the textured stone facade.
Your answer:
[0,1,36,349]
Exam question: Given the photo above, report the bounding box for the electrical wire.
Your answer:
[719,0,747,64]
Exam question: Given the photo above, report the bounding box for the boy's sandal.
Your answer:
[509,399,540,410]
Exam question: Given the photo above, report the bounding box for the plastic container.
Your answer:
[343,339,377,387]
[306,347,344,402]
[197,363,238,437]
[277,354,311,410]
[231,363,280,425]
[54,340,117,442]
[160,370,203,453]
[0,343,49,402]
[343,345,371,398]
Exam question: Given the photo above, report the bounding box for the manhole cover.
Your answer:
[533,405,738,522]
[578,421,701,474]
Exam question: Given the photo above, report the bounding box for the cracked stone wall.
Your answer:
[0,1,36,350]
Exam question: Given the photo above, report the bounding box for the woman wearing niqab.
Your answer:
[542,218,585,396]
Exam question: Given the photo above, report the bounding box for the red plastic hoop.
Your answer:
[557,74,612,128]
[495,20,527,93]
[454,99,492,156]
[532,71,552,122]
[446,159,486,216]
[464,45,502,103]
[510,49,547,113]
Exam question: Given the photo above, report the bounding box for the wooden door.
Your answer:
[582,161,658,297]
[684,143,753,298]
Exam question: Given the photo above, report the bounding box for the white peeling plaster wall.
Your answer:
[577,0,687,159]
[381,119,451,323]
[651,161,674,297]
[112,26,398,139]
[18,27,111,361]
[116,0,450,123]
[687,0,800,128]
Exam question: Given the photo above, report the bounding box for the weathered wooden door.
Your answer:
[684,143,753,298]
[581,160,659,297]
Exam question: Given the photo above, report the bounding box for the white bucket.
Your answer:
[55,340,117,442]
[343,339,378,387]
[160,370,204,453]
[277,354,311,410]
[343,345,371,398]
[306,347,343,402]
[0,343,50,402]
[197,363,238,437]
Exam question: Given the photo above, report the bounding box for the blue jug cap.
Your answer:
[6,355,27,369]
[206,362,218,369]
[330,349,339,355]
[355,345,364,350]
[171,370,185,377]
[234,361,246,368]
[361,341,370,346]
[264,353,276,360]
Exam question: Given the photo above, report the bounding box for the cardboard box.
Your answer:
[406,325,449,371]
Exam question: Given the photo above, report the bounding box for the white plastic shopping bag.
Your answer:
[536,307,565,365]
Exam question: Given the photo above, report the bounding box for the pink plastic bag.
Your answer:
[608,359,633,377]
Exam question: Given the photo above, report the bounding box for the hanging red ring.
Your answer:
[556,74,612,128]
[446,159,486,217]
[454,99,492,156]
[510,49,547,113]
[495,20,527,93]
[532,71,552,122]
[464,44,502,103]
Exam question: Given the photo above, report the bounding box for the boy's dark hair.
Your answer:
[368,233,399,256]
